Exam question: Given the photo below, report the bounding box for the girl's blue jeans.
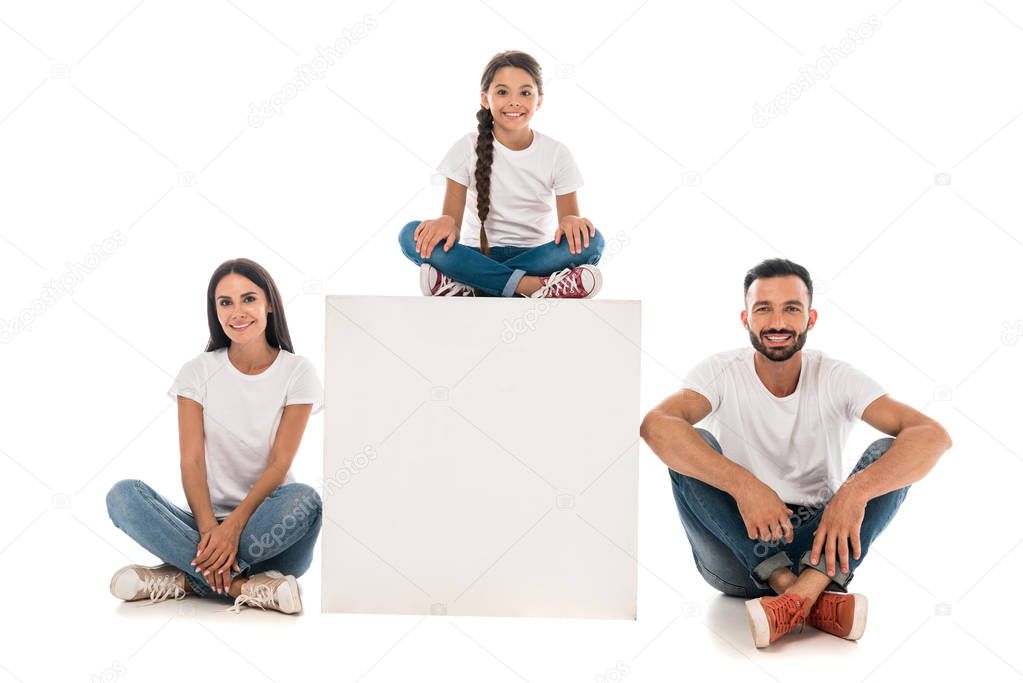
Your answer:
[670,429,909,598]
[398,220,605,297]
[106,479,321,597]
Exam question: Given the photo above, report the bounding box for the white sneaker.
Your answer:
[227,571,302,615]
[530,265,602,299]
[420,264,476,297]
[109,564,187,603]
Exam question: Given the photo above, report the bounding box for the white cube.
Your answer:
[322,295,640,619]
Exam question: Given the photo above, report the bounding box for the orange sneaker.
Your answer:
[744,593,806,648]
[806,592,868,640]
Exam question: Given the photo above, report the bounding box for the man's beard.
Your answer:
[748,324,809,362]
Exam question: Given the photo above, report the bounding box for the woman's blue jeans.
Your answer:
[106,479,322,597]
[670,429,909,598]
[398,220,605,297]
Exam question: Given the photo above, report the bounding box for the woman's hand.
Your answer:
[193,520,242,593]
[554,215,595,255]
[414,216,460,259]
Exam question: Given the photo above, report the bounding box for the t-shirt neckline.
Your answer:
[220,347,284,379]
[747,348,806,402]
[493,129,537,156]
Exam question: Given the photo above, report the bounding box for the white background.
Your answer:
[1,1,1021,681]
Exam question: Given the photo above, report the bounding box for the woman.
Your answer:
[106,258,323,614]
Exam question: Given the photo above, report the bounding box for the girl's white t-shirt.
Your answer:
[437,129,584,248]
[167,348,323,517]
[681,347,887,507]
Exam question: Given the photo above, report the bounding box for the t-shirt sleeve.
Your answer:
[287,357,324,415]
[680,355,723,415]
[552,142,584,195]
[167,357,206,406]
[827,360,886,421]
[437,134,472,187]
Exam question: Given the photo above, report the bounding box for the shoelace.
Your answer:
[226,582,277,614]
[143,573,186,604]
[533,268,580,298]
[435,274,475,297]
[764,594,806,638]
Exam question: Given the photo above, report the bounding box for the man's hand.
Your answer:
[734,477,794,543]
[810,486,868,576]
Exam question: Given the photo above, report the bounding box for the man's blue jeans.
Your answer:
[106,479,322,597]
[398,220,605,297]
[670,429,909,598]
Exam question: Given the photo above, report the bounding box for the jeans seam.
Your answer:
[696,557,754,595]
[129,480,213,594]
[684,478,768,587]
[132,480,201,548]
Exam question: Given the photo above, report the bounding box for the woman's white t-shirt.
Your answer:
[681,347,887,507]
[167,348,323,517]
[437,129,584,248]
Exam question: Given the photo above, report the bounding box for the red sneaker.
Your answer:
[745,593,806,648]
[420,264,476,297]
[806,591,868,640]
[530,265,602,299]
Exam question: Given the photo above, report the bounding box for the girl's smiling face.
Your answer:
[481,66,541,135]
[214,273,273,346]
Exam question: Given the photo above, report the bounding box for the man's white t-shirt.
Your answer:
[167,348,324,517]
[437,129,584,248]
[681,347,886,506]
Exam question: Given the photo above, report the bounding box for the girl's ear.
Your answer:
[536,94,543,110]
[480,92,489,109]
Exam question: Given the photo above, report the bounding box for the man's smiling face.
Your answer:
[741,275,816,362]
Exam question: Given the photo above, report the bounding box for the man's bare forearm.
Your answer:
[640,411,756,497]
[841,422,952,502]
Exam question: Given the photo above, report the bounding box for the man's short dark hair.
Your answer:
[743,258,813,305]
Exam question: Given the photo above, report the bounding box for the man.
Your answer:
[640,258,951,648]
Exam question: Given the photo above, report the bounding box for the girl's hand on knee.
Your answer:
[415,216,459,259]
[555,216,595,255]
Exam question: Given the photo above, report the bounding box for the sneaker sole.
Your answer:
[744,598,772,648]
[419,264,434,296]
[846,593,868,641]
[583,265,603,299]
[110,565,140,601]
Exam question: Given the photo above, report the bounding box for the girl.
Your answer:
[399,50,605,298]
[105,258,323,615]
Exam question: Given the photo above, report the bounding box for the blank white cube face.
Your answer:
[322,296,640,619]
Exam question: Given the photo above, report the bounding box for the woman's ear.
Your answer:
[480,92,489,110]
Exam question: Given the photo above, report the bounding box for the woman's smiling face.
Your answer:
[481,66,541,135]
[214,273,273,345]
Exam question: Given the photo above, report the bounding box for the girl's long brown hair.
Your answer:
[474,50,543,256]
